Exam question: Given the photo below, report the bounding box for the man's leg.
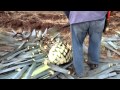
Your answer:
[88,18,105,66]
[70,22,89,77]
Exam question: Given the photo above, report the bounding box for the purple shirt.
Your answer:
[69,11,107,24]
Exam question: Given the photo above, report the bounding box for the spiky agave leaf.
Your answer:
[29,29,37,41]
[36,30,42,39]
[42,28,48,37]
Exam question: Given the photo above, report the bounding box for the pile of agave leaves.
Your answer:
[0,27,74,79]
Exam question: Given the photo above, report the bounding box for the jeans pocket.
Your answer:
[92,18,106,33]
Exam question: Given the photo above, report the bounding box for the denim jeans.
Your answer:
[70,18,105,77]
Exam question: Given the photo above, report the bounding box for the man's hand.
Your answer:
[64,11,70,18]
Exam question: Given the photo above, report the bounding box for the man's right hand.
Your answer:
[64,11,70,18]
[103,11,111,33]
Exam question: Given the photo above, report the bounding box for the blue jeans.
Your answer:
[70,18,105,77]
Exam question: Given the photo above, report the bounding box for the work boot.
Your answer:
[68,66,84,79]
[86,61,99,70]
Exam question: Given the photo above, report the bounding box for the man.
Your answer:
[66,11,108,78]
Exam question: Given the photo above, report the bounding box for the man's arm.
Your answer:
[103,11,111,33]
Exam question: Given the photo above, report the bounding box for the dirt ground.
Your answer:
[0,11,120,59]
[0,11,119,34]
[0,11,67,31]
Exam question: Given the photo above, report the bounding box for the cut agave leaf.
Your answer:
[7,48,28,60]
[0,62,32,74]
[31,70,50,79]
[0,58,27,69]
[48,64,70,75]
[31,65,50,77]
[23,62,37,79]
[17,41,27,49]
[0,71,18,79]
[11,65,29,79]
[47,62,72,79]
